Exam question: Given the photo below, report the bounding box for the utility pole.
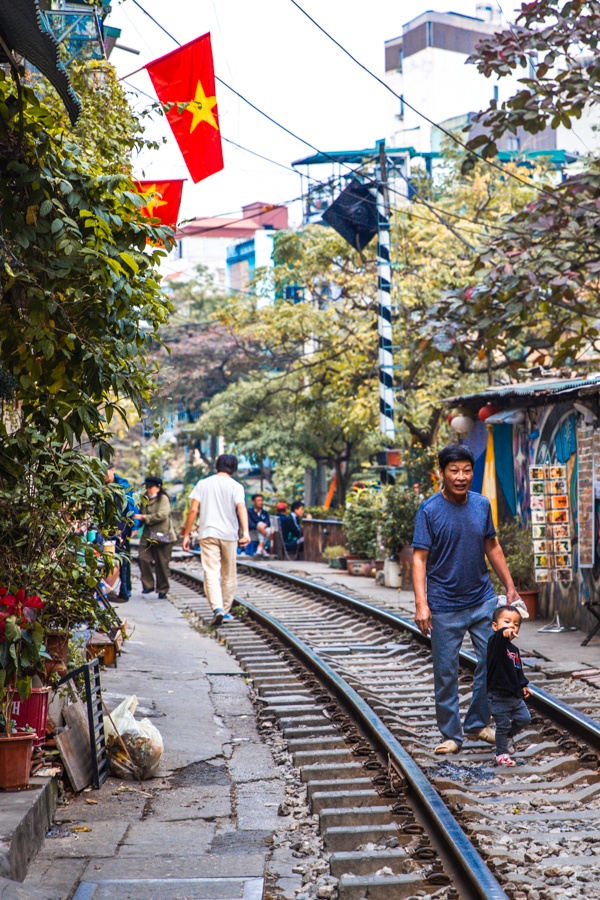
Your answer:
[376,140,395,443]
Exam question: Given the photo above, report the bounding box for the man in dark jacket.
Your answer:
[247,493,271,557]
[283,501,305,556]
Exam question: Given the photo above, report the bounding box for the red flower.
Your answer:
[0,586,6,597]
[0,593,16,612]
[24,595,44,610]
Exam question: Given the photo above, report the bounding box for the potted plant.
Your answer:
[0,586,46,789]
[322,545,348,570]
[343,489,380,575]
[496,520,538,619]
[380,485,422,589]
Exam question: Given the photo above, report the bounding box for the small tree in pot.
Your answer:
[343,489,380,572]
[495,519,538,618]
[380,485,422,590]
[380,485,422,560]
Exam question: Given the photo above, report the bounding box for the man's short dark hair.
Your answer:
[492,604,522,625]
[291,500,304,512]
[215,454,238,475]
[438,443,475,471]
[251,493,263,501]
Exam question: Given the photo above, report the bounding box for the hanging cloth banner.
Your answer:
[146,33,224,183]
[482,425,499,528]
[135,180,185,228]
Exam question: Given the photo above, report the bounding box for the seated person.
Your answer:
[283,500,305,556]
[247,493,272,557]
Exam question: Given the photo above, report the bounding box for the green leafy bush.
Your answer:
[380,485,422,560]
[495,519,536,592]
[343,489,380,558]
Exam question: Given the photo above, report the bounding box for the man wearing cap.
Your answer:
[181,454,250,626]
[133,476,176,599]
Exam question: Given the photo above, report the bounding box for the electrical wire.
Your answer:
[286,0,553,195]
[124,74,505,246]
[123,0,540,246]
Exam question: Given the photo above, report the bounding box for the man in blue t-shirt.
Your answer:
[412,443,520,755]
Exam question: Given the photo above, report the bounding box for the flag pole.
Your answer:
[376,139,395,446]
[118,64,147,82]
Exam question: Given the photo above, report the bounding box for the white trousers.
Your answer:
[200,538,238,613]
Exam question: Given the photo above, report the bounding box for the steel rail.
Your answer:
[173,564,507,900]
[237,561,600,750]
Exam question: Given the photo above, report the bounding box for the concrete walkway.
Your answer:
[22,585,287,900]
[8,557,599,899]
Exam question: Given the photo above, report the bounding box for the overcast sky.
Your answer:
[109,0,512,221]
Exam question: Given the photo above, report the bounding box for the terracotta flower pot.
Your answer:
[0,732,35,790]
[518,589,538,621]
[45,632,69,681]
[399,545,414,591]
[347,559,373,576]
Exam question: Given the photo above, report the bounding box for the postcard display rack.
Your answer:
[529,465,573,583]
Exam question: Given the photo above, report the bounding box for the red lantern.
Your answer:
[478,404,500,423]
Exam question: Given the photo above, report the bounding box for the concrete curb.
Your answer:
[0,777,58,882]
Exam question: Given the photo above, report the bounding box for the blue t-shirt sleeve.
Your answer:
[412,505,432,549]
[484,501,496,540]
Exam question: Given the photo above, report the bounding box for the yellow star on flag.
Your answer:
[144,185,168,218]
[185,80,219,133]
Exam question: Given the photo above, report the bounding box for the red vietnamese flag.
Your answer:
[146,34,224,183]
[135,179,185,228]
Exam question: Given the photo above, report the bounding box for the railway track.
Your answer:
[167,558,600,900]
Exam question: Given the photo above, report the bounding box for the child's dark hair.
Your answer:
[492,605,522,625]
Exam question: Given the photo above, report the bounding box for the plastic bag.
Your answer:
[104,695,163,780]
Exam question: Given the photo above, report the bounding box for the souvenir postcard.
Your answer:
[549,480,567,494]
[533,540,548,554]
[554,553,572,568]
[548,509,569,524]
[530,466,545,480]
[554,538,572,554]
[551,495,569,509]
[535,569,549,582]
[531,510,547,524]
[530,481,546,495]
[550,523,569,538]
[553,568,573,582]
[548,465,566,479]
[530,495,545,510]
[535,553,549,568]
[532,525,546,539]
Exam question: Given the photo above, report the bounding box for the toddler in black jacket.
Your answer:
[487,604,531,767]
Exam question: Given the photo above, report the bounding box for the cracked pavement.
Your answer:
[22,583,287,900]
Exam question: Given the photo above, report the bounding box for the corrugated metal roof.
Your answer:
[446,374,600,405]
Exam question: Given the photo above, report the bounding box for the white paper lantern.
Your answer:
[450,414,475,435]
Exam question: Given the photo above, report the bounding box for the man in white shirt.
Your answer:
[181,454,250,626]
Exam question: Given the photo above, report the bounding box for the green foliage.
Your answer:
[495,520,536,592]
[0,587,46,735]
[343,489,381,558]
[0,62,172,614]
[451,0,600,366]
[198,226,381,504]
[380,485,423,560]
[321,545,347,561]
